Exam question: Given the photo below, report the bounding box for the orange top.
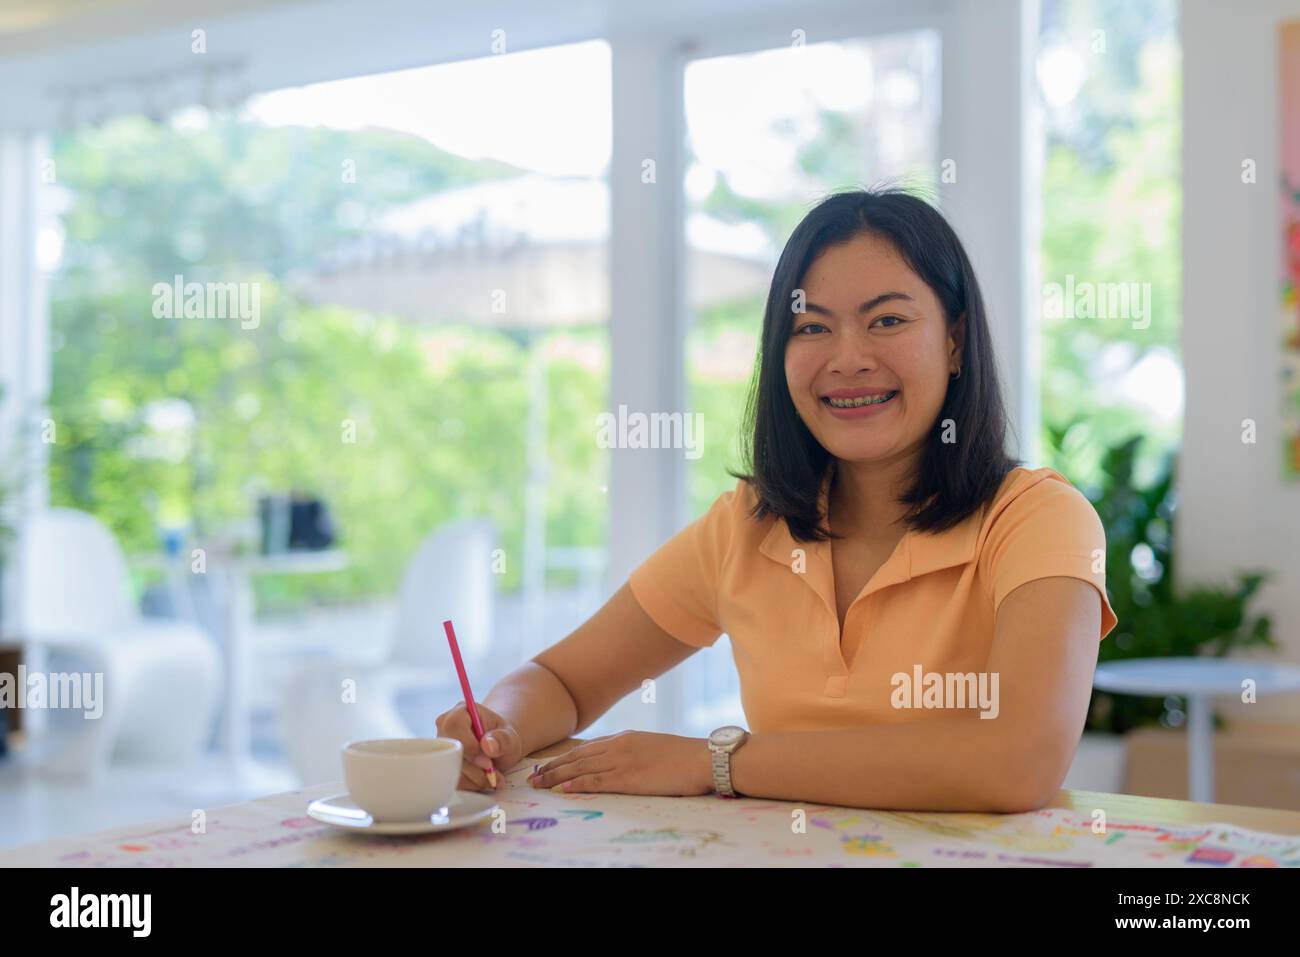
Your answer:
[628,466,1118,732]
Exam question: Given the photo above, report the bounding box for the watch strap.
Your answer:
[709,730,747,798]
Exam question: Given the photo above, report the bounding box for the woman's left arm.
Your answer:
[728,575,1103,811]
[528,576,1102,812]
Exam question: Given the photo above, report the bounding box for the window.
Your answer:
[1037,0,1181,487]
[44,41,613,681]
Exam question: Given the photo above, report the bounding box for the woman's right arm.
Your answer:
[493,580,701,752]
[439,581,700,788]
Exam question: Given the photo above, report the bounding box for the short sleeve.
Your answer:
[626,480,746,648]
[979,475,1118,642]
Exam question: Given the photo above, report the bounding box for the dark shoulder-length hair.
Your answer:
[732,186,1019,542]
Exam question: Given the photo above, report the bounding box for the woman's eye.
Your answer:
[873,315,905,328]
[794,322,828,335]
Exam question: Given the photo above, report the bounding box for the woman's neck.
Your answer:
[828,451,920,541]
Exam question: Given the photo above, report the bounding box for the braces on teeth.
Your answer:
[826,391,897,408]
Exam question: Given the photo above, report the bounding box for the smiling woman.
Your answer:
[438,187,1117,814]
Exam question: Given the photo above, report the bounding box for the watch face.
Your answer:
[713,726,744,746]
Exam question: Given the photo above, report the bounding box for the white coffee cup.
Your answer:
[342,737,463,822]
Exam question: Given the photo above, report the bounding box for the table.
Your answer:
[3,738,1299,868]
[1093,658,1300,803]
[220,549,349,792]
[139,548,348,803]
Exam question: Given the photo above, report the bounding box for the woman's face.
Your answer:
[783,232,963,465]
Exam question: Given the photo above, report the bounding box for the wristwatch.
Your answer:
[707,725,750,797]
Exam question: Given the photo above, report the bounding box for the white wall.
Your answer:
[1183,0,1300,721]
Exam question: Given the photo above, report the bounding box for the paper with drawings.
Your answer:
[3,756,1297,867]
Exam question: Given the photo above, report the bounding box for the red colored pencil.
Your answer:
[442,619,497,788]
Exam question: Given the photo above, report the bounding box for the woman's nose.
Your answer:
[827,330,879,374]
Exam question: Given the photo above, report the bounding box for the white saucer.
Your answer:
[306,790,499,834]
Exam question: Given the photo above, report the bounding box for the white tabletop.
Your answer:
[129,548,348,575]
[1093,657,1300,696]
[228,548,348,575]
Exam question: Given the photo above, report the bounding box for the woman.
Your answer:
[435,188,1117,813]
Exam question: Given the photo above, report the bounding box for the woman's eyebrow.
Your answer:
[804,291,915,316]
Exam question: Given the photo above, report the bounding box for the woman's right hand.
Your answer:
[434,701,524,791]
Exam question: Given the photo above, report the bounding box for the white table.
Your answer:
[139,548,348,802]
[1093,657,1300,803]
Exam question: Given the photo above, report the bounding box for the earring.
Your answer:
[951,368,962,380]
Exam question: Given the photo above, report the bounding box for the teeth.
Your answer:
[827,391,897,408]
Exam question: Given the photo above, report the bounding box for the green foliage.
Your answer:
[49,282,612,609]
[1048,427,1278,734]
[1039,29,1182,489]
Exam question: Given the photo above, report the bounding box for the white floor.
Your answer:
[0,750,297,850]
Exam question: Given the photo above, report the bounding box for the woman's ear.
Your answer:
[948,311,967,370]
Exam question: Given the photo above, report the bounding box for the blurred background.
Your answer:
[1,0,1298,847]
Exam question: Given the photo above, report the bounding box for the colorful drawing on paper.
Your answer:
[4,756,1299,868]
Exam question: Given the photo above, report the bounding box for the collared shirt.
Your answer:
[627,466,1118,732]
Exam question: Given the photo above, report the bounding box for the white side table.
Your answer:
[216,550,349,792]
[148,547,348,803]
[1092,658,1300,803]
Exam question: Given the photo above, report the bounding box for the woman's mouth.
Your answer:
[820,390,899,417]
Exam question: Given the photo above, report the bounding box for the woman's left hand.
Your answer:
[528,731,715,796]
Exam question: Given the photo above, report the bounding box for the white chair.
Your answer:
[279,518,497,785]
[15,508,223,780]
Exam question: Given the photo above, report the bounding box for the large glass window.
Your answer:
[44,41,612,705]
